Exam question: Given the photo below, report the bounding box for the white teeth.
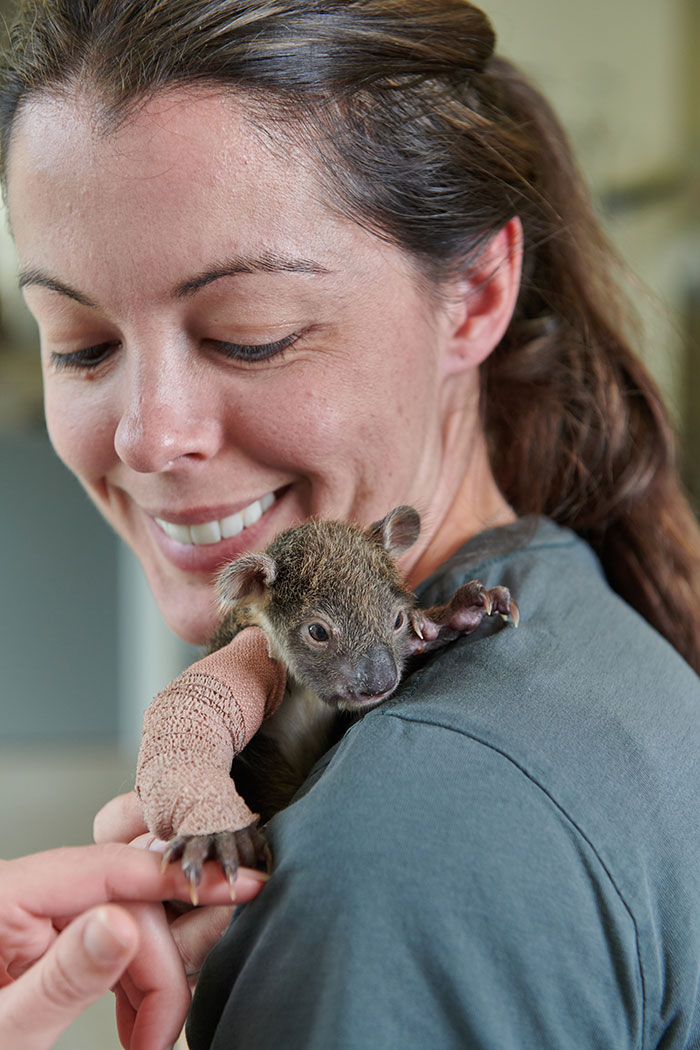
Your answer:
[164,522,192,544]
[155,493,275,546]
[243,501,262,528]
[189,520,222,545]
[220,511,243,539]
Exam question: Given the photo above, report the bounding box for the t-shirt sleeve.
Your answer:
[187,712,643,1050]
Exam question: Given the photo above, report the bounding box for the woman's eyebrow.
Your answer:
[18,268,96,307]
[18,252,333,306]
[174,251,333,298]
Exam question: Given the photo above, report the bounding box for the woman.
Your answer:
[2,1,700,1048]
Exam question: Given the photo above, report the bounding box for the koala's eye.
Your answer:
[308,623,330,643]
[394,611,405,630]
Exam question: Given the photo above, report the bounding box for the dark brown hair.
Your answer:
[2,0,699,672]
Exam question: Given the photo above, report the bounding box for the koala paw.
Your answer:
[161,821,271,904]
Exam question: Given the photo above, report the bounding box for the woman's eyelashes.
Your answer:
[211,330,302,363]
[49,342,119,372]
[49,329,305,372]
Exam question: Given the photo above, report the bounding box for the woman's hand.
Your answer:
[94,791,242,980]
[0,844,266,1050]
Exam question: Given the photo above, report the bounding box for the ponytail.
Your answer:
[482,57,700,672]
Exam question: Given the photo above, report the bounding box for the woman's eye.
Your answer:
[212,331,301,363]
[50,342,119,371]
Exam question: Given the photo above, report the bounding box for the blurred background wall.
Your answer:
[0,1,698,1045]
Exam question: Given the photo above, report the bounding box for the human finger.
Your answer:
[111,901,190,1050]
[0,844,267,926]
[169,903,236,980]
[0,904,139,1050]
[94,790,147,844]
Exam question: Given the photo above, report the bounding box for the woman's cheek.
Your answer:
[43,383,117,484]
[237,374,356,465]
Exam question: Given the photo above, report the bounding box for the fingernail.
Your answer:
[148,837,169,854]
[83,907,129,963]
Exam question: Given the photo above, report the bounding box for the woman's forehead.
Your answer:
[7,86,432,324]
[8,90,324,258]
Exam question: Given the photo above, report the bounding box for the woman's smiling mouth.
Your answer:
[155,492,276,546]
[146,488,289,577]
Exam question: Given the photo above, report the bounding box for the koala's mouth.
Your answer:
[330,684,399,712]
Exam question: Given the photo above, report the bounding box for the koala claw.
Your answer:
[162,822,271,904]
[484,585,520,627]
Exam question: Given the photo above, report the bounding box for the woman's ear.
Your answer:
[441,216,523,376]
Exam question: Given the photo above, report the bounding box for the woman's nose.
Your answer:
[113,358,222,473]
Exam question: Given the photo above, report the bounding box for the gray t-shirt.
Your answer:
[188,518,700,1049]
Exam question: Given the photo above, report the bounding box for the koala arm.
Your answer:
[409,582,519,655]
[135,626,286,842]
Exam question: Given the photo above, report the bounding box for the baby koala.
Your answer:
[136,505,518,901]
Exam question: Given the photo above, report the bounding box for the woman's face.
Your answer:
[7,91,476,643]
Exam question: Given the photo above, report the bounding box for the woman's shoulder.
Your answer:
[410,514,700,724]
[375,514,700,823]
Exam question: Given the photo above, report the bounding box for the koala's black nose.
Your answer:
[355,645,399,699]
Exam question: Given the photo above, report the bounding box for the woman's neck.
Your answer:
[403,425,515,589]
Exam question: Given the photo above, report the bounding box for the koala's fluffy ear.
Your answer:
[368,505,420,558]
[216,553,277,610]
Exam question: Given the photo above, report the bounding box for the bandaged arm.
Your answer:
[135,627,286,841]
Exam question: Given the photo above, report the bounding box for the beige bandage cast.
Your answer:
[136,626,286,841]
